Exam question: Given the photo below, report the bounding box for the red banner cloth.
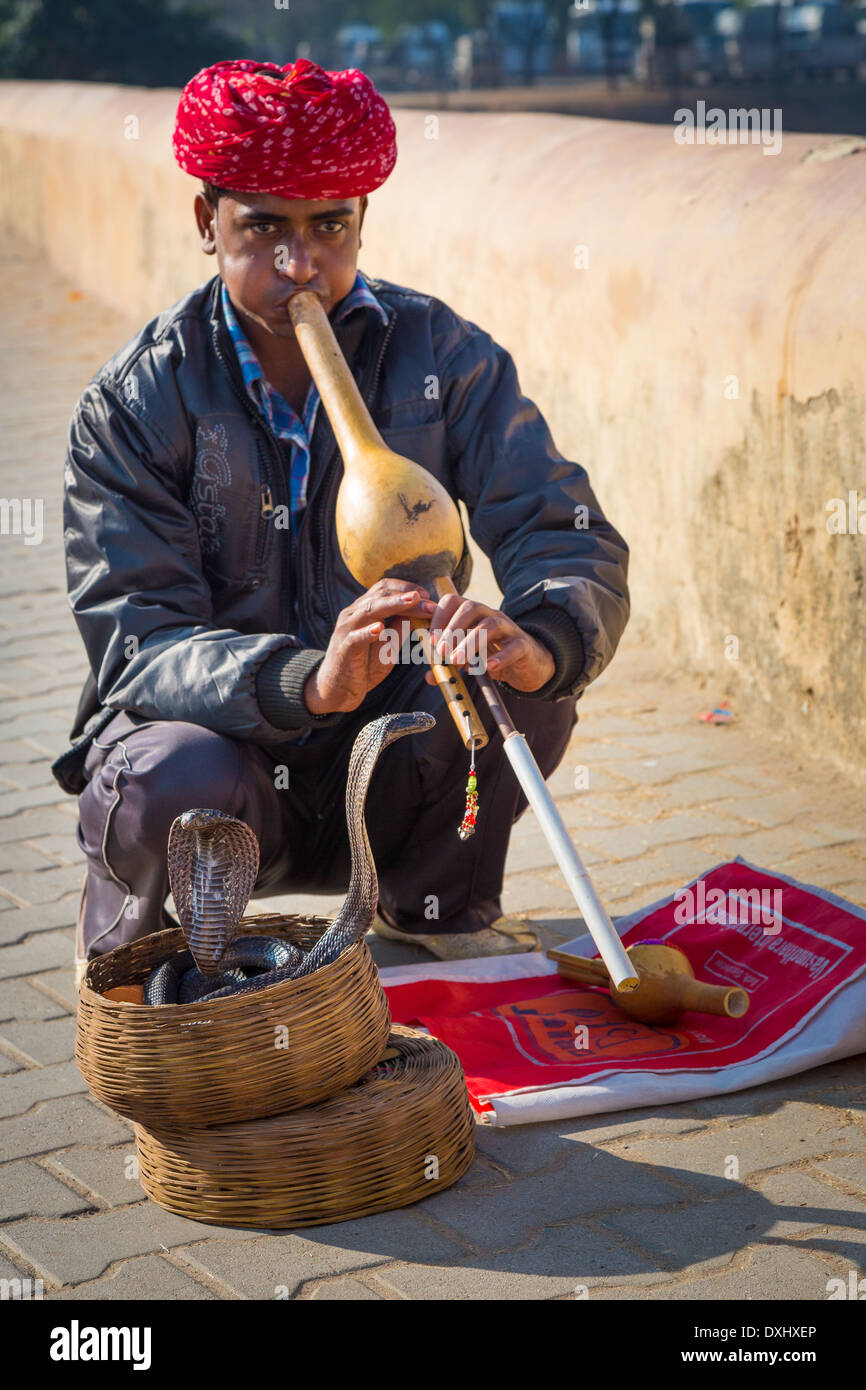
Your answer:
[382,862,866,1121]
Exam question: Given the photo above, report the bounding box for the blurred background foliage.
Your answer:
[0,0,864,125]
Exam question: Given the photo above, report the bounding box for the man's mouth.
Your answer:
[274,287,324,309]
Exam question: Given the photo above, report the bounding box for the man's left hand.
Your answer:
[420,595,555,694]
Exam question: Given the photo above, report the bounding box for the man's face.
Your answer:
[195,190,366,338]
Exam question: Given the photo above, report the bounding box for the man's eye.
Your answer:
[251,222,277,234]
[319,222,346,234]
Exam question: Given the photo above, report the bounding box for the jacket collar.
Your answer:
[207,273,395,411]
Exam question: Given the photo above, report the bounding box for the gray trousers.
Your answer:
[76,662,578,959]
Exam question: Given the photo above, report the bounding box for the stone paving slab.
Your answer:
[0,1160,91,1222]
[595,1174,864,1277]
[588,1245,832,1300]
[0,931,76,979]
[0,1251,30,1282]
[44,1254,218,1301]
[0,240,864,1301]
[685,1065,866,1120]
[0,900,79,947]
[178,1209,470,1299]
[0,810,80,845]
[416,1150,689,1252]
[0,863,84,907]
[502,868,586,914]
[601,1105,866,1186]
[570,811,756,864]
[753,1168,866,1238]
[41,1146,143,1209]
[0,786,73,819]
[0,1205,237,1286]
[644,773,770,813]
[589,750,735,786]
[0,1016,78,1065]
[782,843,866,884]
[0,841,60,871]
[793,1223,866,1266]
[812,1154,866,1192]
[475,1110,707,1176]
[29,967,79,1011]
[837,880,866,901]
[596,1196,755,1273]
[0,1062,88,1120]
[22,834,80,865]
[374,1224,666,1300]
[308,1275,385,1299]
[0,1094,127,1157]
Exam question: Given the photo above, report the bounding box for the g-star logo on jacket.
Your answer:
[191,422,231,557]
[54,273,629,795]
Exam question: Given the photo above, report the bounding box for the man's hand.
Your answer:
[420,594,555,693]
[304,579,433,715]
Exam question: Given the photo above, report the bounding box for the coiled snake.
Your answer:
[145,710,435,1005]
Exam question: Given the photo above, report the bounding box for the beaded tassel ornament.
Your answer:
[458,728,479,841]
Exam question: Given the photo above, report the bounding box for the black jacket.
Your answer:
[53,272,630,794]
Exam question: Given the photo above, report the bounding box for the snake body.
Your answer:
[145,710,435,1005]
[144,936,303,1006]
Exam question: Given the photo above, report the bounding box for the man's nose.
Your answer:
[275,238,316,283]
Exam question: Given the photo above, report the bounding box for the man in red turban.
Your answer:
[60,58,630,980]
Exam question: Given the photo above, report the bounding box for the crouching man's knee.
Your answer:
[79,717,244,861]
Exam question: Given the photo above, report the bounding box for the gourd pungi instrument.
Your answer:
[548,942,750,1025]
[287,291,637,992]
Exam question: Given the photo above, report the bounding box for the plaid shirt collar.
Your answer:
[220,273,388,441]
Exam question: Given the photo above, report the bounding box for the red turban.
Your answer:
[173,58,397,199]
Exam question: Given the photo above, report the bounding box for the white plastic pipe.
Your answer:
[502,732,638,992]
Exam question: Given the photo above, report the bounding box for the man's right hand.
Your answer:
[304,579,433,716]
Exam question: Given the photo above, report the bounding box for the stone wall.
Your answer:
[1,81,862,773]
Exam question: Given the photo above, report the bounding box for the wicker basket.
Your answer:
[134,1026,476,1228]
[76,914,391,1128]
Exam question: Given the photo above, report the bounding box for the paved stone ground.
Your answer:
[0,241,863,1300]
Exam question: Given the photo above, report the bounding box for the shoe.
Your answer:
[371,909,538,961]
